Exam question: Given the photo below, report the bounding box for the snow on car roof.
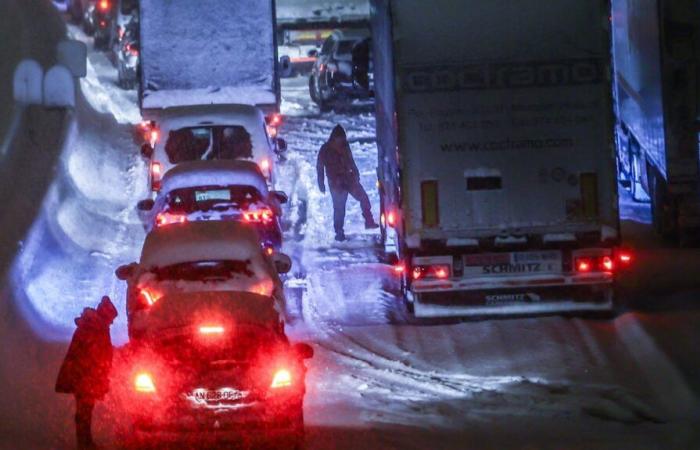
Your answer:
[140,221,265,269]
[160,160,269,197]
[149,104,266,131]
[135,290,280,335]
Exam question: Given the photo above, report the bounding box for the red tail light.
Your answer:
[138,289,158,307]
[126,43,139,57]
[151,161,162,191]
[150,129,159,144]
[243,208,274,224]
[393,262,405,274]
[270,369,292,389]
[602,256,614,272]
[387,211,397,227]
[267,113,283,127]
[412,264,451,280]
[264,246,275,256]
[617,249,633,266]
[576,258,592,273]
[155,212,186,227]
[134,372,156,393]
[98,0,110,11]
[260,158,271,178]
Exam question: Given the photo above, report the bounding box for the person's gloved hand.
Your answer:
[319,184,326,194]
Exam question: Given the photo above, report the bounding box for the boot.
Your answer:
[335,231,346,241]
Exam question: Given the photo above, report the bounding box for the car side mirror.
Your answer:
[275,138,287,153]
[293,342,314,360]
[272,253,292,274]
[115,262,138,280]
[140,143,153,158]
[270,190,288,204]
[136,198,154,211]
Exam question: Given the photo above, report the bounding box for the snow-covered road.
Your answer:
[1,3,700,448]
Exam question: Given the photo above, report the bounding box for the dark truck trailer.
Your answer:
[612,0,700,243]
[371,0,624,317]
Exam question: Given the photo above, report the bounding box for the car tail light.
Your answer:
[199,325,225,335]
[134,372,156,393]
[576,258,592,273]
[155,212,186,227]
[421,180,439,227]
[393,262,405,274]
[99,20,107,28]
[386,211,397,228]
[267,113,283,127]
[602,256,614,271]
[151,161,162,191]
[126,43,138,57]
[150,129,159,145]
[138,289,158,307]
[616,249,633,266]
[270,369,292,389]
[243,208,274,224]
[98,0,110,11]
[264,246,275,256]
[260,158,271,177]
[411,264,451,280]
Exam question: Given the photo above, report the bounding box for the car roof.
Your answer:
[160,159,269,197]
[140,221,264,268]
[153,104,265,131]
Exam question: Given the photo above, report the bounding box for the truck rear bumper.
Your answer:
[411,274,613,318]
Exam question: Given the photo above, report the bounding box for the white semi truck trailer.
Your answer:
[371,0,628,317]
[612,0,700,243]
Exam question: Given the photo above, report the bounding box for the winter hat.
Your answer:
[330,124,346,141]
[97,295,118,322]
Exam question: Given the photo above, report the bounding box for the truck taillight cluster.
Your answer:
[574,249,633,274]
[412,264,451,280]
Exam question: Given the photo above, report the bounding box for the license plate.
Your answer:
[463,251,562,276]
[185,387,249,405]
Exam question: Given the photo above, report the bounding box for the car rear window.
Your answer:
[165,125,252,164]
[152,260,254,281]
[166,185,262,214]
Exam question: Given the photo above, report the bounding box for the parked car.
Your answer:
[116,11,139,88]
[89,0,115,49]
[111,0,138,64]
[139,104,287,192]
[111,278,311,448]
[308,29,372,111]
[115,220,292,337]
[136,160,287,249]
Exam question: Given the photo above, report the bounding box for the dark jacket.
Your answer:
[317,139,360,191]
[55,308,114,399]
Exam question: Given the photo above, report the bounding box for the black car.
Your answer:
[89,0,115,49]
[112,293,313,449]
[308,29,373,111]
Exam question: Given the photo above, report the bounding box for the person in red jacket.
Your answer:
[317,124,378,241]
[56,296,118,450]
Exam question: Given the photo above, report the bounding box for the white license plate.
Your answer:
[186,387,249,404]
[463,250,562,276]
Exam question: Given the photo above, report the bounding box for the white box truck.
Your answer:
[612,0,700,243]
[138,0,280,116]
[371,0,626,317]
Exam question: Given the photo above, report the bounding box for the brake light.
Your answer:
[412,264,451,280]
[434,265,450,279]
[270,369,292,389]
[155,212,186,227]
[243,208,274,224]
[150,129,159,145]
[602,256,614,272]
[411,267,422,280]
[134,372,156,393]
[393,262,405,274]
[264,246,275,256]
[139,289,158,306]
[199,325,224,335]
[387,211,397,227]
[617,249,633,266]
[98,0,110,11]
[576,258,592,273]
[151,161,162,191]
[267,113,283,127]
[99,20,107,28]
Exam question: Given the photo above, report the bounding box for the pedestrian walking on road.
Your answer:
[56,296,118,450]
[317,124,378,241]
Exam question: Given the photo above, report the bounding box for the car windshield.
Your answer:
[166,185,263,214]
[151,260,254,282]
[165,125,253,164]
